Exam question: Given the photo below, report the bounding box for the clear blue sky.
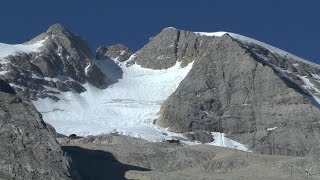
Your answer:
[0,0,319,63]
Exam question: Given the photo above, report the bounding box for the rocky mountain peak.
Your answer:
[43,23,94,59]
[96,43,133,62]
[219,33,234,42]
[46,23,71,36]
[0,23,106,100]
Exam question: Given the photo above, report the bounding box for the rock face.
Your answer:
[0,23,106,100]
[156,33,320,156]
[130,27,216,69]
[0,81,71,179]
[96,44,133,62]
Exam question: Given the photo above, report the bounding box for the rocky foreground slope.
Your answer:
[60,134,320,180]
[0,80,71,179]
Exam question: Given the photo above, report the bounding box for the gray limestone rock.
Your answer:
[0,82,71,179]
[96,44,133,62]
[130,27,216,69]
[156,33,320,156]
[31,23,96,82]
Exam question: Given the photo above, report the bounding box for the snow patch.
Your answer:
[208,132,250,151]
[120,50,126,55]
[157,55,170,59]
[9,83,26,90]
[267,127,277,131]
[312,74,320,80]
[293,63,299,68]
[299,76,320,105]
[0,70,8,75]
[196,31,228,37]
[84,63,92,76]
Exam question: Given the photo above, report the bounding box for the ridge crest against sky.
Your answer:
[0,0,319,63]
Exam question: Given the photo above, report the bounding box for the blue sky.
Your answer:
[0,0,319,63]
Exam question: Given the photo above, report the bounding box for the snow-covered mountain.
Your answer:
[1,24,320,154]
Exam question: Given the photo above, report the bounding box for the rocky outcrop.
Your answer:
[156,33,320,156]
[0,23,106,100]
[96,44,133,62]
[0,81,71,179]
[130,27,216,69]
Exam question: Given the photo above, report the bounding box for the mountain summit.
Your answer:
[0,24,106,100]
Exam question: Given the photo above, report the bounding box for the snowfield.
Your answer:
[33,57,194,140]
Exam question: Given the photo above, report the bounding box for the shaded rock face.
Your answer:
[84,62,106,87]
[0,23,106,100]
[130,27,217,69]
[0,82,71,179]
[96,44,133,62]
[0,79,15,94]
[157,34,320,156]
